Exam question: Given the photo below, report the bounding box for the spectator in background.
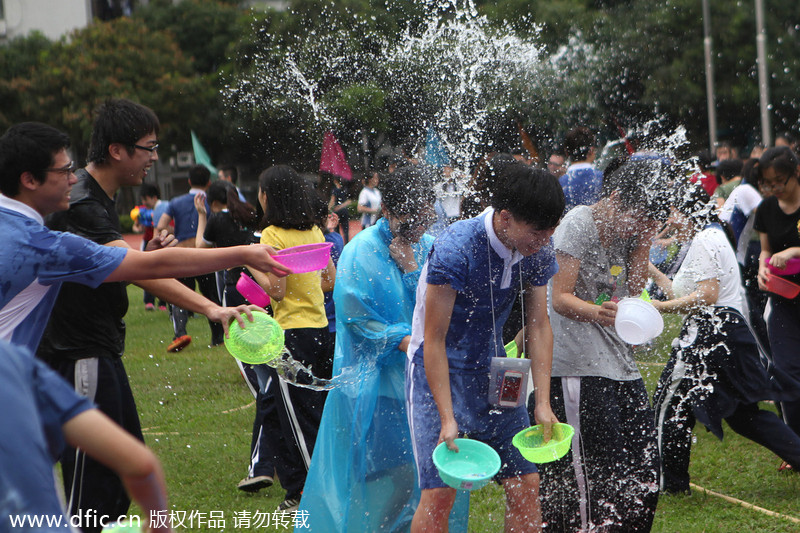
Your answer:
[715,141,735,163]
[712,158,744,209]
[560,126,604,213]
[132,182,164,311]
[218,163,247,202]
[327,172,352,243]
[157,164,224,352]
[358,171,382,229]
[690,150,718,196]
[547,149,567,178]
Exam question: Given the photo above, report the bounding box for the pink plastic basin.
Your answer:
[236,272,270,307]
[767,257,800,276]
[765,274,800,299]
[273,242,333,273]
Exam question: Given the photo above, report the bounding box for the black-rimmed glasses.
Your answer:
[132,143,159,153]
[760,173,793,193]
[46,162,78,176]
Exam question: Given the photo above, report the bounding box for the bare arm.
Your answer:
[651,278,719,314]
[524,284,559,441]
[423,284,459,451]
[63,409,172,533]
[194,193,211,249]
[551,252,616,327]
[320,256,336,293]
[104,241,291,283]
[648,262,676,300]
[757,231,773,290]
[155,212,172,234]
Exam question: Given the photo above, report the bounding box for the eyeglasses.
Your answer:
[132,143,159,153]
[46,161,78,177]
[759,173,793,193]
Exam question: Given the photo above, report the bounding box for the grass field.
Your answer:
[118,285,800,532]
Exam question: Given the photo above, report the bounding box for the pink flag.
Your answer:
[319,131,353,181]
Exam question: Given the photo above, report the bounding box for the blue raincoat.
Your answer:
[299,218,433,532]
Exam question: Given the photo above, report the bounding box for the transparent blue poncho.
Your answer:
[299,218,433,532]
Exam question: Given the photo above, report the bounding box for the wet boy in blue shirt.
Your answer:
[406,162,565,532]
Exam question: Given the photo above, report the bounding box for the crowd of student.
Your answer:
[2,103,800,533]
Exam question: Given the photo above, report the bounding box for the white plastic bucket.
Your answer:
[614,298,664,344]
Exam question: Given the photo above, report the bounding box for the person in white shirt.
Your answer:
[650,184,800,494]
[358,171,382,228]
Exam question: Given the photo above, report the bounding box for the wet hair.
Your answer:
[380,164,436,217]
[564,126,595,161]
[206,180,258,229]
[139,182,160,199]
[218,164,238,184]
[491,162,564,229]
[0,122,71,197]
[601,159,671,222]
[676,182,736,246]
[757,146,799,183]
[87,99,159,164]
[715,158,743,184]
[188,165,211,187]
[258,165,317,231]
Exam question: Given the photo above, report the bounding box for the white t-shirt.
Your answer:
[719,183,762,221]
[358,186,382,227]
[672,225,745,313]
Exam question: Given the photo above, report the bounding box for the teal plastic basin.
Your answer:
[432,438,501,491]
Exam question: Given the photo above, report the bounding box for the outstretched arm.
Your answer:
[104,241,291,283]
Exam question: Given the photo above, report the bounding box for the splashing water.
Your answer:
[266,347,364,392]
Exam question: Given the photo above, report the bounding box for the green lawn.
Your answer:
[118,287,800,532]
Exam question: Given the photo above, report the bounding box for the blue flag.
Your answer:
[191,131,217,175]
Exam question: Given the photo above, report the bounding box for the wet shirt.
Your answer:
[754,195,800,285]
[0,340,93,527]
[672,225,745,313]
[38,170,130,361]
[549,205,641,380]
[408,210,557,373]
[0,194,126,354]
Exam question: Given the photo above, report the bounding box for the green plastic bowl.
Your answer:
[513,423,575,464]
[224,311,285,365]
[432,438,501,491]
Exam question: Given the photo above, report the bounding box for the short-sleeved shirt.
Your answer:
[712,178,741,203]
[0,339,93,528]
[407,209,558,373]
[559,163,603,213]
[549,206,641,380]
[672,225,745,313]
[202,210,257,249]
[0,194,126,354]
[719,183,763,262]
[38,170,130,361]
[165,189,204,242]
[754,195,800,285]
[358,186,382,227]
[260,225,328,330]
